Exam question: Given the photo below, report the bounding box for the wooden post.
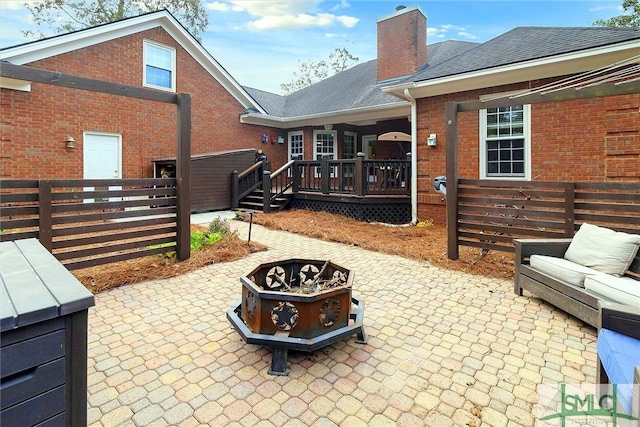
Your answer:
[321,158,330,194]
[445,101,459,260]
[355,153,364,196]
[564,182,576,237]
[175,93,191,262]
[231,170,239,209]
[292,161,300,193]
[38,180,53,252]
[262,171,271,213]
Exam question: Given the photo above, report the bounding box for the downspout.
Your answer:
[404,88,418,223]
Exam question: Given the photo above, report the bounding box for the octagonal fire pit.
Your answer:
[227,258,367,375]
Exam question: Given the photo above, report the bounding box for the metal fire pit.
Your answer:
[227,258,367,375]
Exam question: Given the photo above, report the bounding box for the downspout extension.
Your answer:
[404,88,418,224]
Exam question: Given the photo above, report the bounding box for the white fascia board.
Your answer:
[240,102,410,128]
[0,11,265,113]
[384,40,640,100]
[0,77,31,91]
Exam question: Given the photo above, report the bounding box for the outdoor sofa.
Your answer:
[514,222,640,328]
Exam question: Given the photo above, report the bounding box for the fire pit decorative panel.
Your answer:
[227,258,367,375]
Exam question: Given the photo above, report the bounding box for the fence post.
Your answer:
[175,93,191,262]
[564,182,576,237]
[231,170,239,209]
[38,180,53,252]
[321,158,330,194]
[262,170,271,213]
[355,153,364,196]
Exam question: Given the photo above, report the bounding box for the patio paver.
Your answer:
[86,217,597,426]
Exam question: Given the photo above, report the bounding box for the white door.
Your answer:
[83,132,122,202]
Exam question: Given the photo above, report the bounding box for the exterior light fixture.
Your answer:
[65,136,76,148]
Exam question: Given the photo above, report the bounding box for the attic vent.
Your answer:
[396,5,406,11]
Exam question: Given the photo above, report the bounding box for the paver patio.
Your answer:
[86,216,597,426]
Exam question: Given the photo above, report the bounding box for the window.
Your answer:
[313,131,337,160]
[143,40,176,91]
[480,105,531,179]
[343,132,356,159]
[288,131,304,160]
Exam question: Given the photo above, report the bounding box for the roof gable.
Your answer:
[0,10,264,112]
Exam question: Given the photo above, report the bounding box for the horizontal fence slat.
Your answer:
[52,217,176,237]
[53,178,176,187]
[51,188,176,202]
[52,225,177,250]
[0,218,39,229]
[0,180,39,189]
[51,196,175,213]
[54,235,176,261]
[0,231,38,241]
[0,193,39,203]
[0,205,40,217]
[63,245,176,271]
[51,208,176,225]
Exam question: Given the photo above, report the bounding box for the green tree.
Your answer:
[280,47,359,95]
[593,0,640,27]
[23,0,208,41]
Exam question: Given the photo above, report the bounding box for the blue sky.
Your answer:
[0,0,625,94]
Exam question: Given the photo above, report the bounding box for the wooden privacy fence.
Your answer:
[453,179,640,256]
[0,178,184,270]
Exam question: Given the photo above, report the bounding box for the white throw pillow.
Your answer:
[564,222,640,276]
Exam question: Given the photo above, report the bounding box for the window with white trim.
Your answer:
[313,130,337,160]
[480,105,531,179]
[288,131,304,160]
[343,131,356,159]
[143,40,176,91]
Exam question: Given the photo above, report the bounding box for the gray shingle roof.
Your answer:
[242,27,640,117]
[242,40,477,116]
[410,26,640,83]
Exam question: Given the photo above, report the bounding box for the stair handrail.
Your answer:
[269,159,295,201]
[232,161,264,208]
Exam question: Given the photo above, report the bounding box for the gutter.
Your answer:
[404,88,418,224]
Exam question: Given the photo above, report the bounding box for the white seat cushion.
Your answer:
[530,255,601,288]
[584,274,640,307]
[564,222,640,276]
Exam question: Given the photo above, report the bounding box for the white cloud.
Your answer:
[209,0,358,31]
[428,24,477,41]
[0,1,24,11]
[207,2,231,12]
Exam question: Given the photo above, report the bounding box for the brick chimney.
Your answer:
[376,5,427,82]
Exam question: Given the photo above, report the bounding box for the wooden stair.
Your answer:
[238,189,291,213]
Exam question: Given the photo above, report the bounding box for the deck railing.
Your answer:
[232,153,412,212]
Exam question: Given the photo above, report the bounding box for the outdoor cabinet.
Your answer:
[0,239,95,427]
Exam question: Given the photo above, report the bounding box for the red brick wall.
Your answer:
[0,27,287,179]
[377,8,427,82]
[414,86,640,225]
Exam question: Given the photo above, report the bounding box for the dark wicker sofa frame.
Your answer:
[514,238,640,329]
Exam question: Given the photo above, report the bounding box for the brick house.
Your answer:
[0,11,286,181]
[2,6,639,223]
